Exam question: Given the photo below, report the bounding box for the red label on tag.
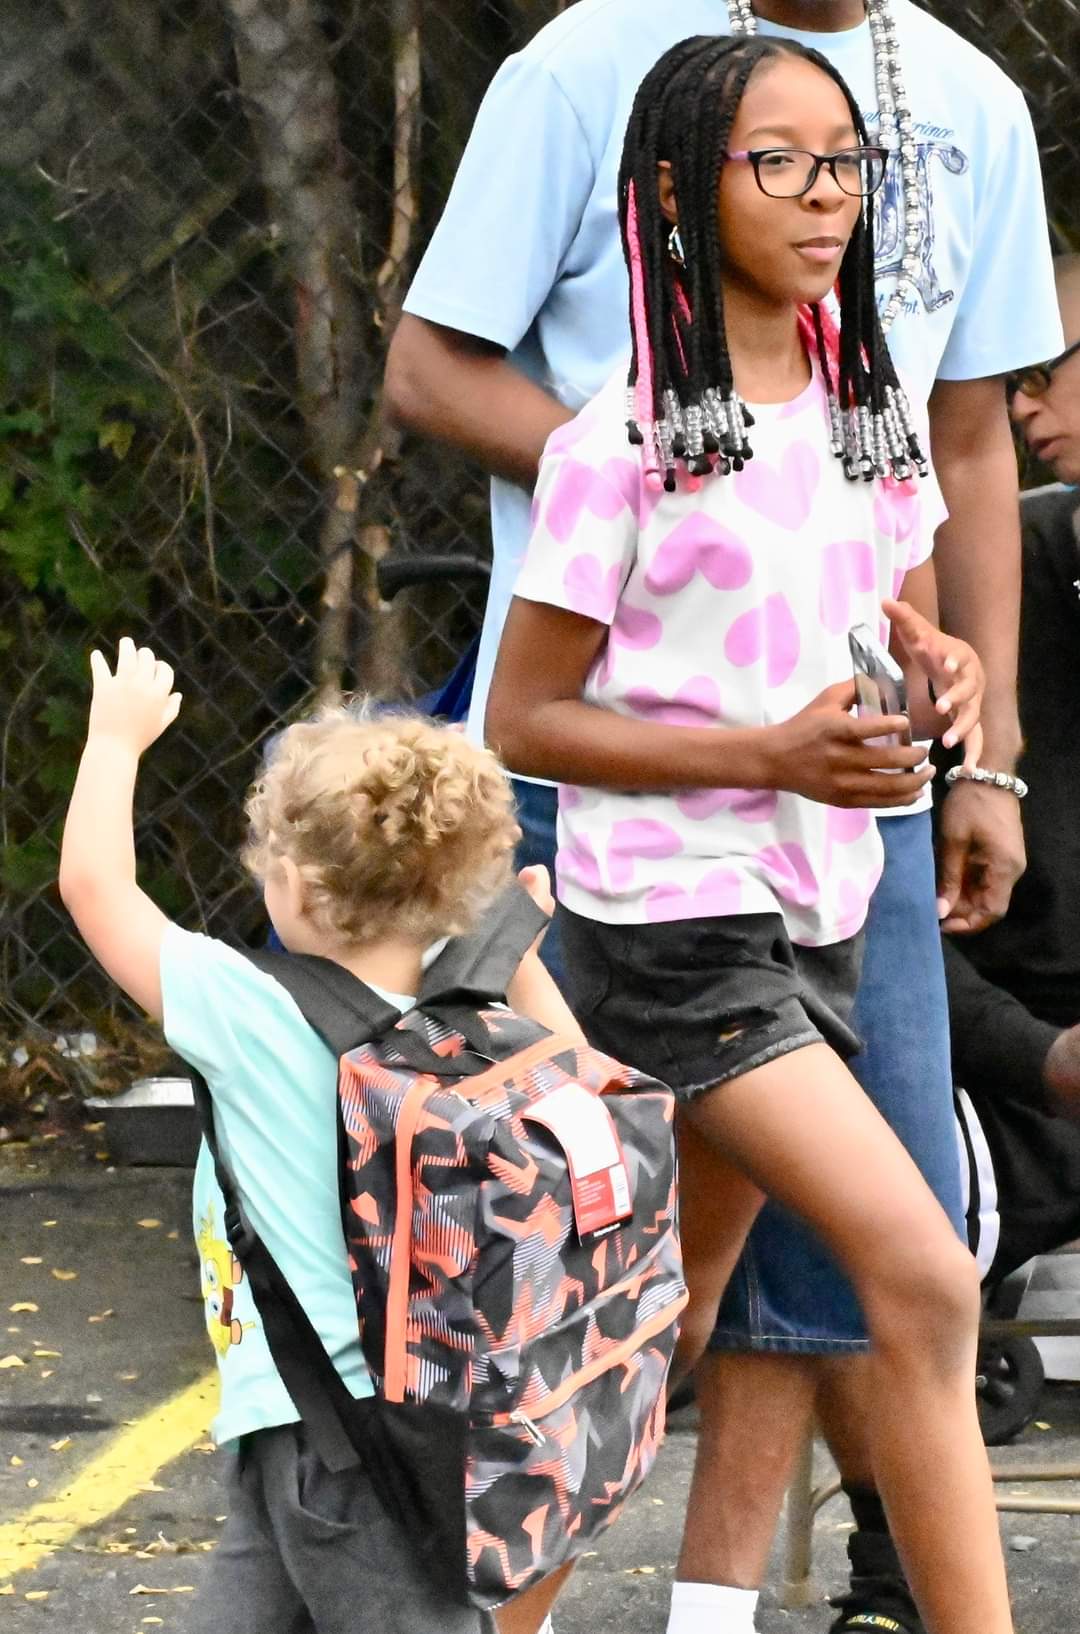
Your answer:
[523,1082,633,1242]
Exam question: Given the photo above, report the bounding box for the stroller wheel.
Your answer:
[976,1335,1045,1446]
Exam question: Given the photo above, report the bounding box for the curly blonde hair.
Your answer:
[243,707,520,947]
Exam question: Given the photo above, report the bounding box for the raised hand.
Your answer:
[87,638,182,756]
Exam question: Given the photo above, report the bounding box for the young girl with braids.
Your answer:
[488,34,1016,1634]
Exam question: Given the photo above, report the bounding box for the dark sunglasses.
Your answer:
[1006,337,1080,403]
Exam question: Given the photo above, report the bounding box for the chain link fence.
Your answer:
[1,0,1077,1049]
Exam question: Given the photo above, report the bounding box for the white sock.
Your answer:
[537,1620,555,1634]
[665,1580,759,1634]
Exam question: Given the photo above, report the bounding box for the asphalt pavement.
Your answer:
[3,1156,1079,1632]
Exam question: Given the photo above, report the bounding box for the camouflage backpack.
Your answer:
[193,885,686,1610]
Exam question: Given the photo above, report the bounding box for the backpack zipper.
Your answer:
[475,1286,688,1444]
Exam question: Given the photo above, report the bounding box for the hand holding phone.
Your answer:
[848,624,912,749]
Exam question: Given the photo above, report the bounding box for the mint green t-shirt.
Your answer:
[160,924,413,1445]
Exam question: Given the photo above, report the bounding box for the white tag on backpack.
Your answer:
[523,1082,633,1242]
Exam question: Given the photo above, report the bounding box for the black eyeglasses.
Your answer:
[1006,338,1080,402]
[724,145,889,199]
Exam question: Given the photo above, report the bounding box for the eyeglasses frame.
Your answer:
[724,145,890,200]
[1006,337,1080,403]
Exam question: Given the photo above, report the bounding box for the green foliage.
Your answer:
[0,177,164,951]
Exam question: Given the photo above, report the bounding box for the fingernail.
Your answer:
[936,897,950,919]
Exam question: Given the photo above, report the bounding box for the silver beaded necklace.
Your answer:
[727,0,921,333]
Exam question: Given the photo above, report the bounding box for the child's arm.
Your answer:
[59,640,183,1022]
[488,597,931,811]
[887,561,984,764]
[506,867,586,1042]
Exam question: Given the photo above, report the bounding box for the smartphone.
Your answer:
[848,624,912,748]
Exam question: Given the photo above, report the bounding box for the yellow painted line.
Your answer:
[0,1372,218,1580]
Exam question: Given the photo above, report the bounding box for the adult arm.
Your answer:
[943,936,1059,1113]
[929,376,1028,931]
[384,46,591,487]
[384,317,572,489]
[926,75,1061,932]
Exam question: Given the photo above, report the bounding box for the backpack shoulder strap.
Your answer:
[420,881,550,1007]
[241,948,403,1057]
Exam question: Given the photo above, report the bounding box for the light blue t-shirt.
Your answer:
[161,925,413,1445]
[403,0,1063,748]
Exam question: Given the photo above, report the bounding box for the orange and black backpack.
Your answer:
[191,886,686,1611]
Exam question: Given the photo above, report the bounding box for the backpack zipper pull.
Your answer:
[510,1409,546,1446]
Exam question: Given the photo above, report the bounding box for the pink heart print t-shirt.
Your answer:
[511,362,947,948]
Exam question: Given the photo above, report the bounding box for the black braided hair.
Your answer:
[617,33,926,488]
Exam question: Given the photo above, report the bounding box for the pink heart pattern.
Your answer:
[523,355,902,949]
[643,516,753,596]
[675,786,778,824]
[819,538,877,634]
[544,456,638,544]
[555,833,602,895]
[723,592,801,687]
[645,868,744,922]
[562,553,624,622]
[733,438,821,532]
[610,600,663,651]
[623,675,722,726]
[753,842,820,908]
[607,819,684,888]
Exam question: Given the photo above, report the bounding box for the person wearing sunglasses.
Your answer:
[1009,257,1080,485]
[943,252,1080,1423]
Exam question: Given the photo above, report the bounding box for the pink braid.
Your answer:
[798,301,840,394]
[625,183,662,489]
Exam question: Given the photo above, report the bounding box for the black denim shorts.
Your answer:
[559,907,865,1102]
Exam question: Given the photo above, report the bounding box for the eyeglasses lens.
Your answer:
[1007,368,1051,403]
[758,149,885,198]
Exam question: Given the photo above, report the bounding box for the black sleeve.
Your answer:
[942,936,1060,1111]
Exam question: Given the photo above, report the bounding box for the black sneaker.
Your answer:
[828,1530,925,1634]
[829,1608,920,1634]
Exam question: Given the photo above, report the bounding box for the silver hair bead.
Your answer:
[663,389,687,456]
[683,400,706,459]
[871,411,890,479]
[856,405,876,480]
[827,394,845,458]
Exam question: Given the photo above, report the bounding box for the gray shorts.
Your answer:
[189,1422,494,1634]
[559,908,864,1101]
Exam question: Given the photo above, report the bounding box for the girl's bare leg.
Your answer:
[678,1043,1011,1634]
[670,1114,766,1383]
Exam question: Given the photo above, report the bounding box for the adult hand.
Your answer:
[770,680,934,808]
[884,597,984,758]
[87,638,182,756]
[936,778,1026,933]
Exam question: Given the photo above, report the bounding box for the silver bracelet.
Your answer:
[944,765,1028,799]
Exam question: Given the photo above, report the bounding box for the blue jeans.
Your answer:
[710,810,965,1353]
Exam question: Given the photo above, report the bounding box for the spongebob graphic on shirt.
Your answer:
[197,1205,254,1358]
